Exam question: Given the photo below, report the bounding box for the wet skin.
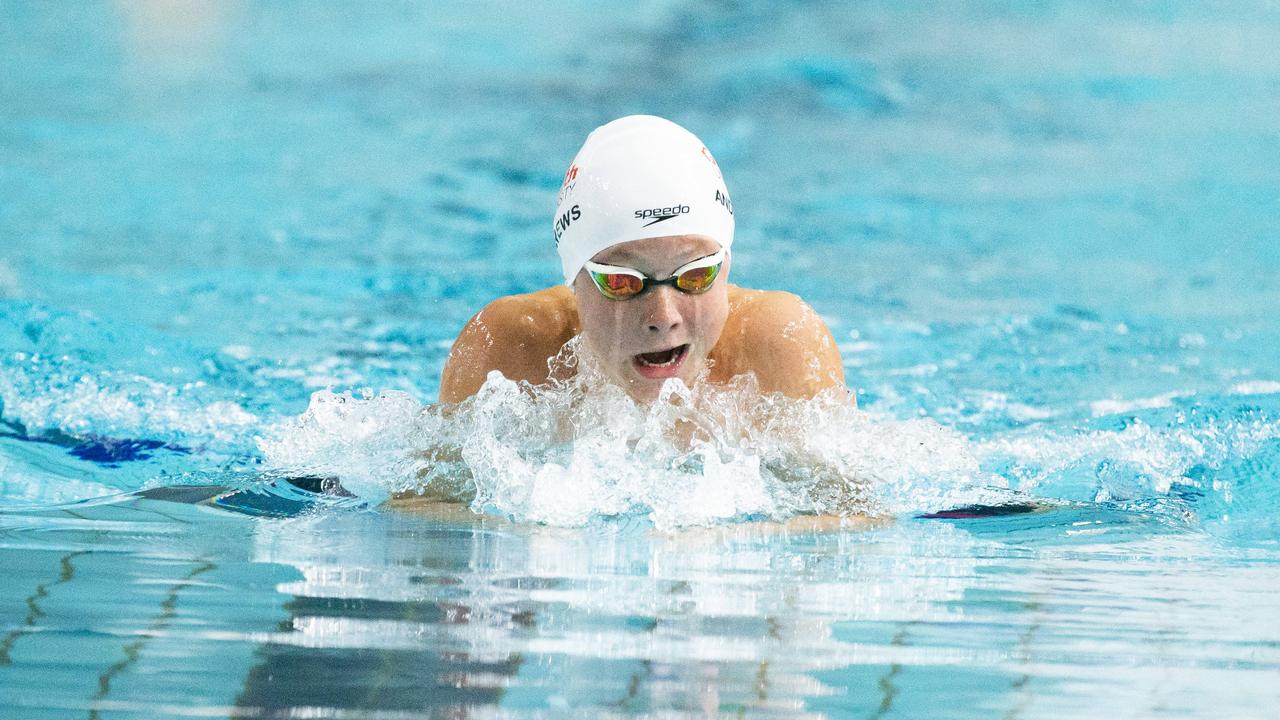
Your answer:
[438,234,850,405]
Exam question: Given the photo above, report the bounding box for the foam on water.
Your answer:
[259,338,1004,529]
[0,360,257,447]
[0,352,263,503]
[254,337,1280,535]
[0,301,263,455]
[977,402,1280,508]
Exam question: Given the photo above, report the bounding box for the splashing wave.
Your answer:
[259,339,1002,528]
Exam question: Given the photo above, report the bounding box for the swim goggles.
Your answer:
[583,249,725,300]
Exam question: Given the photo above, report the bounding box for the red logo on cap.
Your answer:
[559,164,580,203]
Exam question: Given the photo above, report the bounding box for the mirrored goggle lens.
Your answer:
[592,271,645,299]
[675,263,720,293]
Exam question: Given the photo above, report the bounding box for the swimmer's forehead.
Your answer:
[592,234,723,270]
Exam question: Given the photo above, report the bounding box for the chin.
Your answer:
[625,381,663,403]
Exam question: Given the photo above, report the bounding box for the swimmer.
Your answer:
[439,115,850,406]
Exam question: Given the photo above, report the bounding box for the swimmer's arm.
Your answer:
[416,291,574,506]
[654,513,887,545]
[386,412,481,508]
[742,292,852,402]
[732,293,864,521]
[412,299,532,506]
[383,493,500,525]
[438,290,575,403]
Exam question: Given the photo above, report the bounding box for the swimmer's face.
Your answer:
[573,234,730,402]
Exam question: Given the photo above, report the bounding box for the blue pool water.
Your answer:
[3,1,1280,717]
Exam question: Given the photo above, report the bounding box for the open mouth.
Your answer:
[632,344,690,378]
[636,344,687,367]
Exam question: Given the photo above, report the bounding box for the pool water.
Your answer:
[3,1,1280,717]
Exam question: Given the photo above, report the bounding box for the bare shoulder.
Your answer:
[727,286,813,324]
[725,287,833,351]
[477,286,577,339]
[714,286,849,400]
[438,286,579,403]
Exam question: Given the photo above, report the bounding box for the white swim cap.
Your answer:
[553,115,735,286]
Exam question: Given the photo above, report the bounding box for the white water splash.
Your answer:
[259,338,1000,528]
[976,412,1280,503]
[1231,380,1280,396]
[0,359,258,446]
[1089,391,1187,417]
[255,387,429,502]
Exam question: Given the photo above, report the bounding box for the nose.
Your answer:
[643,285,683,334]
